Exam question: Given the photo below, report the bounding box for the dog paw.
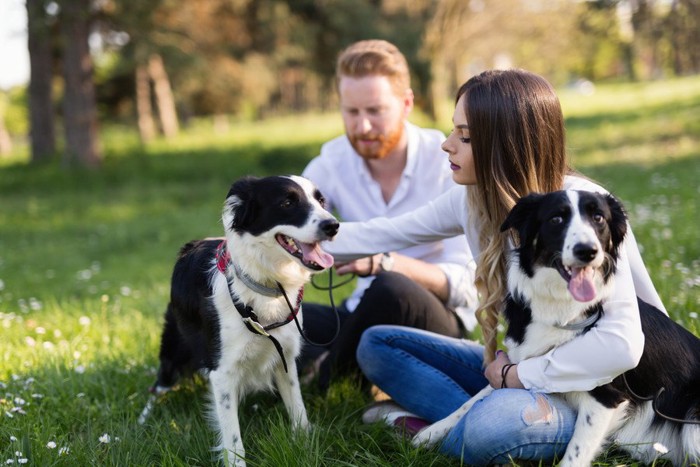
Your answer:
[411,426,441,448]
[293,420,311,434]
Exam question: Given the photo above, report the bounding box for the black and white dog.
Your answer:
[143,175,339,467]
[414,190,700,466]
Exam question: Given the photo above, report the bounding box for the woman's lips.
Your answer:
[449,161,460,171]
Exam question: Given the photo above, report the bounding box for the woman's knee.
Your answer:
[444,390,574,464]
[356,325,394,378]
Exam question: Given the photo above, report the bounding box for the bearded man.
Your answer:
[299,40,478,392]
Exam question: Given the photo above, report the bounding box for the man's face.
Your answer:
[338,75,412,160]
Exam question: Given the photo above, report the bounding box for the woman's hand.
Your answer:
[335,254,380,276]
[485,350,524,389]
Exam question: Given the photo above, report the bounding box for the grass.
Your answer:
[1,75,699,466]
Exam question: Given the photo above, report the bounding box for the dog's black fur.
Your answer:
[145,175,339,466]
[414,190,700,466]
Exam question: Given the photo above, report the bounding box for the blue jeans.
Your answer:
[357,325,576,465]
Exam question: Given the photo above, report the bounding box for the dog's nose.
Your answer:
[319,219,339,238]
[573,242,598,262]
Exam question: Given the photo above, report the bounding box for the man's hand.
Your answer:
[335,255,379,276]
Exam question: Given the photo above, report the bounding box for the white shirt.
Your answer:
[303,122,478,330]
[325,175,667,393]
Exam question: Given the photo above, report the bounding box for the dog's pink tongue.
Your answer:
[299,242,334,269]
[568,266,596,302]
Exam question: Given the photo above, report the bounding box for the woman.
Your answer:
[324,69,666,464]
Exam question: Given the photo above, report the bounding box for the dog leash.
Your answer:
[621,373,700,425]
[217,241,302,373]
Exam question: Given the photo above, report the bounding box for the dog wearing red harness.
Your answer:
[145,175,338,467]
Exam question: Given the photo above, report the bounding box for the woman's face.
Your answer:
[441,94,476,185]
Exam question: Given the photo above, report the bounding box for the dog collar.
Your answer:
[216,241,281,298]
[555,307,603,332]
[215,240,304,373]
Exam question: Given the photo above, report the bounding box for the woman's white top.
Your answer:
[325,175,667,393]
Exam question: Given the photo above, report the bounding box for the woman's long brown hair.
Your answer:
[458,69,570,364]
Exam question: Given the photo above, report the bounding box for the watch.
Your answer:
[379,252,394,272]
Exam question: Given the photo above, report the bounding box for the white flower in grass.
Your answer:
[6,459,14,465]
[75,365,86,374]
[46,441,56,449]
[9,436,17,442]
[16,460,27,465]
[78,316,91,326]
[653,442,669,454]
[690,312,698,319]
[99,433,111,444]
[5,411,13,418]
[58,447,70,456]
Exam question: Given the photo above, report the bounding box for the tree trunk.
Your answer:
[135,63,156,143]
[60,0,100,168]
[148,54,179,139]
[0,109,11,156]
[26,0,56,163]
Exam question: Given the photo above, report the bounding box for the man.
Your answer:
[300,39,477,391]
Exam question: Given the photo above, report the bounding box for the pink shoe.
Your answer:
[361,400,429,437]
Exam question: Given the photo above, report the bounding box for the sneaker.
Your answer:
[393,415,430,437]
[362,401,430,438]
[362,400,412,424]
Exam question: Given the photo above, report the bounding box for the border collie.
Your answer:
[413,190,700,466]
[143,175,339,467]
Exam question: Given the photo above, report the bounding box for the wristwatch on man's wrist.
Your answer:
[379,252,394,272]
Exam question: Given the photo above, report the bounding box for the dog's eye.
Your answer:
[280,196,297,208]
[549,216,563,225]
[592,213,605,224]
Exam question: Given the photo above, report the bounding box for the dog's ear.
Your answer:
[605,193,628,250]
[226,176,259,231]
[500,193,544,245]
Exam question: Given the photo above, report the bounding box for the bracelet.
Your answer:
[358,254,374,277]
[500,363,517,389]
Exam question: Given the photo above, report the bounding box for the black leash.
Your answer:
[621,372,700,425]
[280,268,345,348]
[217,239,347,371]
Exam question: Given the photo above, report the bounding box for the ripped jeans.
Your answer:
[357,326,576,465]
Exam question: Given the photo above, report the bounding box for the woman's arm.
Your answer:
[516,244,645,393]
[324,185,469,262]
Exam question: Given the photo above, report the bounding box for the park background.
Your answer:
[1,0,699,465]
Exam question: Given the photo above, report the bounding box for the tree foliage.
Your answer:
[22,0,700,166]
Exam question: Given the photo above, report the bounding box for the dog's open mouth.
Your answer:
[276,234,334,271]
[555,260,597,303]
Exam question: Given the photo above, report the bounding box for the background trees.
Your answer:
[15,0,700,168]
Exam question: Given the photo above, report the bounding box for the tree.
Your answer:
[26,0,56,163]
[59,0,101,168]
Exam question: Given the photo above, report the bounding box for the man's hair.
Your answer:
[335,39,410,96]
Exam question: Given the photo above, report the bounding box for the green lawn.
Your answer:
[1,76,699,466]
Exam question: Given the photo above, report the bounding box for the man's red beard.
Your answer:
[349,124,404,160]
